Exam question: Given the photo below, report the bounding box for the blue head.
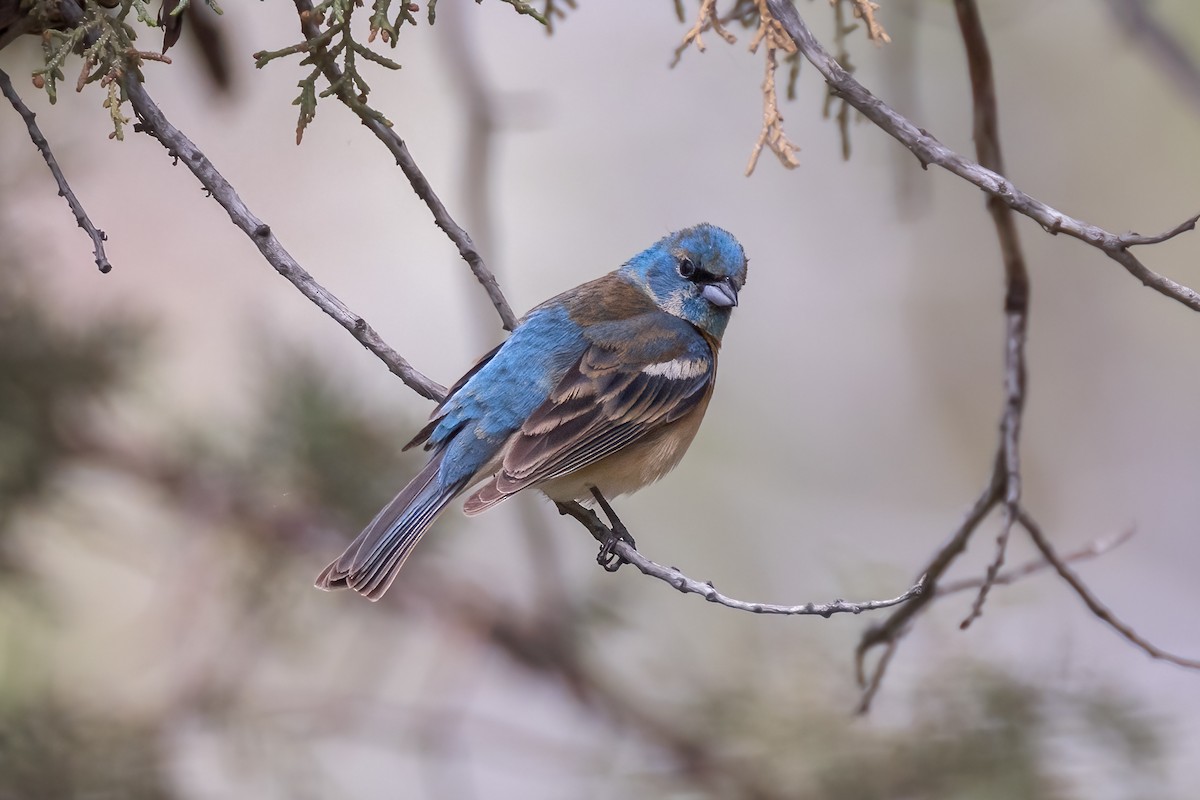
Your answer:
[620,223,748,340]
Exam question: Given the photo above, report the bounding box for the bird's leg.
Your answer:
[589,486,636,572]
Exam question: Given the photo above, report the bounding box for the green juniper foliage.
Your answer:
[22,0,540,141]
[0,262,141,575]
[253,0,545,143]
[26,0,216,137]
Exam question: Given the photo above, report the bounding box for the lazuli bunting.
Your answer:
[317,223,747,600]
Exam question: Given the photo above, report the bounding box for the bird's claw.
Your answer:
[597,525,636,572]
[590,486,636,572]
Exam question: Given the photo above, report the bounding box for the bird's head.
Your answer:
[622,223,748,340]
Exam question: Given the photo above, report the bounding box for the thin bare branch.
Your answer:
[291,0,518,332]
[1119,212,1200,247]
[954,0,1029,631]
[764,0,1200,313]
[855,527,1135,715]
[855,458,1004,712]
[84,54,448,398]
[937,528,1135,596]
[1,66,112,273]
[854,637,897,714]
[557,501,925,617]
[1019,512,1200,671]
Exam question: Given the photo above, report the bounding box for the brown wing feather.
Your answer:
[461,340,712,514]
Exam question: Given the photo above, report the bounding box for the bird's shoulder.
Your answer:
[547,272,715,369]
[548,271,659,323]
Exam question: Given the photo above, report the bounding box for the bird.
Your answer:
[316,223,747,600]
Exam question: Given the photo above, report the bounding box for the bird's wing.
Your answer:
[463,313,714,512]
[403,341,504,452]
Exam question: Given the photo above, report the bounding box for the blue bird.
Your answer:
[316,223,748,600]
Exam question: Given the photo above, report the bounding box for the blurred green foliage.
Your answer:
[0,699,177,800]
[249,349,417,527]
[681,664,1167,800]
[0,260,141,574]
[252,0,545,143]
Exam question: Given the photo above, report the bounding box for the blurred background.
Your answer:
[1,0,1199,797]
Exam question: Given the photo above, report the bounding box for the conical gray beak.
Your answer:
[701,278,738,308]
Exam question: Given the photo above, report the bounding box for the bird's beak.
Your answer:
[701,278,739,308]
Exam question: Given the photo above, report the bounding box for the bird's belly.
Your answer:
[537,411,706,503]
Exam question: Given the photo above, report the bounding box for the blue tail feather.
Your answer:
[315,450,464,601]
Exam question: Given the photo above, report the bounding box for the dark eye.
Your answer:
[678,257,696,279]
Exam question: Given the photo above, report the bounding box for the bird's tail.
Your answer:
[315,450,462,601]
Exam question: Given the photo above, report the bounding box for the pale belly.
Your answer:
[536,408,707,503]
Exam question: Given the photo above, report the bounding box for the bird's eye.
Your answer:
[678,258,696,279]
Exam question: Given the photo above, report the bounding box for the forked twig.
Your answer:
[1020,513,1200,670]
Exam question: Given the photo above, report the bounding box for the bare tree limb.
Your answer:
[852,0,1198,709]
[290,0,519,332]
[44,1,445,399]
[1019,512,1200,671]
[854,637,897,714]
[1121,213,1200,246]
[0,66,112,274]
[557,501,925,617]
[855,462,1003,712]
[128,86,447,399]
[937,528,1135,596]
[108,78,447,398]
[954,0,1029,631]
[854,528,1135,714]
[764,0,1200,313]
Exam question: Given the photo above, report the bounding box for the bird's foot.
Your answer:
[589,487,636,572]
